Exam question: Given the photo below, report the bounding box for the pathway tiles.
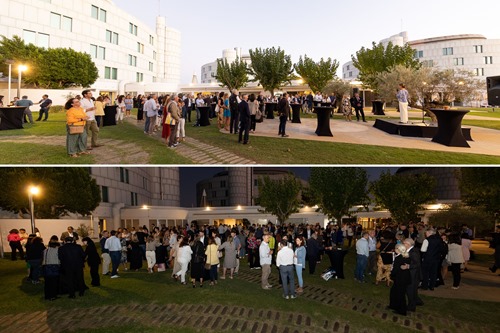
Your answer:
[0,302,364,333]
[236,270,493,333]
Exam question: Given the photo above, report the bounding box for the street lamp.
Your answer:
[17,64,28,99]
[28,185,40,234]
[5,60,14,103]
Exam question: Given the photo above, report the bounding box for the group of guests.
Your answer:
[1,94,53,124]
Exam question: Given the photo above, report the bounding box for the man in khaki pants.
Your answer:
[99,230,111,275]
[259,233,272,289]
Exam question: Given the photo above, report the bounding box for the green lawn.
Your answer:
[0,250,497,333]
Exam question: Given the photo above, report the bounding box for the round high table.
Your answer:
[372,101,385,115]
[314,106,334,136]
[265,102,277,119]
[0,106,26,130]
[291,104,302,123]
[197,106,211,126]
[430,108,470,147]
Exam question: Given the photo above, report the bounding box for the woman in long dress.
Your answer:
[388,243,411,316]
[190,235,205,287]
[218,235,238,279]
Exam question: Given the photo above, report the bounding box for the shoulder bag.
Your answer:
[69,123,85,134]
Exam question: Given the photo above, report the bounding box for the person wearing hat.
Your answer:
[58,237,86,298]
[61,226,79,242]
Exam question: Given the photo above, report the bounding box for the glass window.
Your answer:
[90,44,97,58]
[474,45,483,53]
[111,68,117,80]
[102,186,109,203]
[50,12,61,29]
[98,46,105,60]
[149,62,153,71]
[23,30,36,45]
[153,51,156,60]
[485,56,493,64]
[105,66,110,79]
[105,67,117,80]
[128,55,137,66]
[475,68,484,76]
[442,47,453,55]
[136,72,143,82]
[453,58,464,66]
[129,23,137,35]
[62,16,72,32]
[91,5,98,19]
[112,32,118,45]
[99,8,106,22]
[106,30,112,43]
[38,33,49,48]
[137,42,144,53]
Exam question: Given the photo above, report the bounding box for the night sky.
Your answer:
[178,167,396,207]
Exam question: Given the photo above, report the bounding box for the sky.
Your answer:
[178,167,396,207]
[114,0,500,84]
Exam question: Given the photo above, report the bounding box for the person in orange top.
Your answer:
[65,98,89,157]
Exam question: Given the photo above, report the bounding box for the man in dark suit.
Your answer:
[60,226,79,242]
[238,94,251,144]
[306,231,322,274]
[229,89,240,134]
[277,93,290,137]
[350,93,366,122]
[403,238,424,311]
[58,237,86,299]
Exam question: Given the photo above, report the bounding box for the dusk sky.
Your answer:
[114,0,500,83]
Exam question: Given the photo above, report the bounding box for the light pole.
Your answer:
[5,60,14,103]
[28,185,40,234]
[17,65,27,99]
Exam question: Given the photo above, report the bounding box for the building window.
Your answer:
[149,62,153,71]
[142,177,148,190]
[91,5,98,19]
[23,30,49,48]
[220,180,226,188]
[220,199,227,206]
[475,68,485,76]
[101,186,109,203]
[422,60,434,67]
[212,191,217,198]
[137,42,144,54]
[50,12,61,29]
[130,192,138,206]
[153,51,157,60]
[128,55,137,67]
[208,66,212,71]
[453,57,464,66]
[136,72,143,82]
[120,167,129,183]
[104,66,117,80]
[149,35,154,45]
[99,8,107,22]
[414,50,424,58]
[442,47,453,56]
[91,5,106,22]
[349,71,352,77]
[474,45,483,53]
[129,23,138,35]
[62,16,72,32]
[90,44,105,59]
[105,30,118,45]
[485,56,493,64]
[346,65,350,70]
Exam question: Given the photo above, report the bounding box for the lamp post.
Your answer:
[17,65,27,99]
[28,186,40,234]
[5,60,14,103]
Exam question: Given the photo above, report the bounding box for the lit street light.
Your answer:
[5,60,14,103]
[17,64,28,99]
[28,185,40,234]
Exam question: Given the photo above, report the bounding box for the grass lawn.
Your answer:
[0,249,497,333]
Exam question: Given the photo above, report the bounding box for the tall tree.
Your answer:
[308,168,369,225]
[255,174,302,224]
[323,79,353,111]
[0,168,101,218]
[428,203,493,235]
[248,47,295,96]
[459,168,500,218]
[370,171,435,224]
[0,35,98,88]
[351,41,420,91]
[213,57,249,91]
[294,55,339,93]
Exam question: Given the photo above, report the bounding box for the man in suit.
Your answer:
[306,231,322,274]
[61,226,79,242]
[403,238,424,311]
[350,92,366,122]
[238,94,251,144]
[277,93,290,137]
[58,237,86,298]
[229,89,240,134]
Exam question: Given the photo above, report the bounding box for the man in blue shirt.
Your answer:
[36,94,52,121]
[355,232,369,282]
[15,95,34,124]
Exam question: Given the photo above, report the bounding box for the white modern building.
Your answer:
[342,31,500,84]
[200,47,247,84]
[0,0,181,103]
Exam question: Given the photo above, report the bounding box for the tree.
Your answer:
[0,168,101,218]
[0,35,98,88]
[254,174,302,224]
[459,168,500,218]
[427,203,493,236]
[213,57,249,91]
[351,41,420,91]
[294,55,339,93]
[323,79,353,111]
[248,47,295,96]
[308,168,369,225]
[370,171,435,224]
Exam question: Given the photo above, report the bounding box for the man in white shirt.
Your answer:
[81,90,101,149]
[104,230,122,278]
[367,230,377,275]
[355,232,369,283]
[276,240,296,299]
[259,233,272,289]
[143,94,158,135]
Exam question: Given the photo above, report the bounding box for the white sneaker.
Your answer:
[111,275,120,279]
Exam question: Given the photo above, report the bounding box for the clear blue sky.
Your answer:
[114,0,500,83]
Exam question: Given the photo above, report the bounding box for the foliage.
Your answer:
[427,203,493,235]
[213,57,249,91]
[0,35,98,88]
[370,171,435,224]
[0,168,101,218]
[248,47,295,96]
[294,55,339,93]
[308,168,369,225]
[254,174,302,224]
[351,42,420,91]
[77,223,92,238]
[323,79,353,109]
[459,167,500,218]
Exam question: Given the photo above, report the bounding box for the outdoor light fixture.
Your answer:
[205,206,211,211]
[28,185,40,234]
[141,204,149,209]
[236,205,242,210]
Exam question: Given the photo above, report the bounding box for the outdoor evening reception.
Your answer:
[0,0,499,332]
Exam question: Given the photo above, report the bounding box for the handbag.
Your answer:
[165,112,172,125]
[215,104,220,113]
[69,124,85,134]
[42,248,60,277]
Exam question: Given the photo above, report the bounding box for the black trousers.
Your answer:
[406,271,423,311]
[278,115,287,135]
[307,255,317,274]
[238,120,250,143]
[450,263,461,287]
[230,110,239,134]
[63,268,85,297]
[354,107,366,121]
[89,264,100,286]
[37,107,49,121]
[9,241,24,260]
[44,275,59,299]
[422,259,439,289]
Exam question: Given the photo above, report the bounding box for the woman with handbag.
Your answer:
[205,237,220,286]
[190,235,206,288]
[65,98,89,158]
[43,236,61,301]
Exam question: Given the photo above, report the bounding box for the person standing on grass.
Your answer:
[403,238,424,312]
[15,95,34,124]
[143,94,158,135]
[7,229,24,261]
[81,90,102,149]
[218,235,238,280]
[259,233,273,289]
[306,231,321,274]
[277,93,290,137]
[190,234,206,287]
[229,89,240,134]
[388,243,411,316]
[36,94,52,121]
[65,98,89,158]
[447,233,465,290]
[58,237,86,298]
[350,92,366,122]
[26,236,46,285]
[277,240,296,299]
[238,94,251,145]
[354,232,369,283]
[82,237,101,287]
[145,235,159,273]
[124,94,134,118]
[43,236,61,301]
[294,236,306,293]
[174,236,192,285]
[100,230,111,275]
[367,229,378,276]
[104,230,122,278]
